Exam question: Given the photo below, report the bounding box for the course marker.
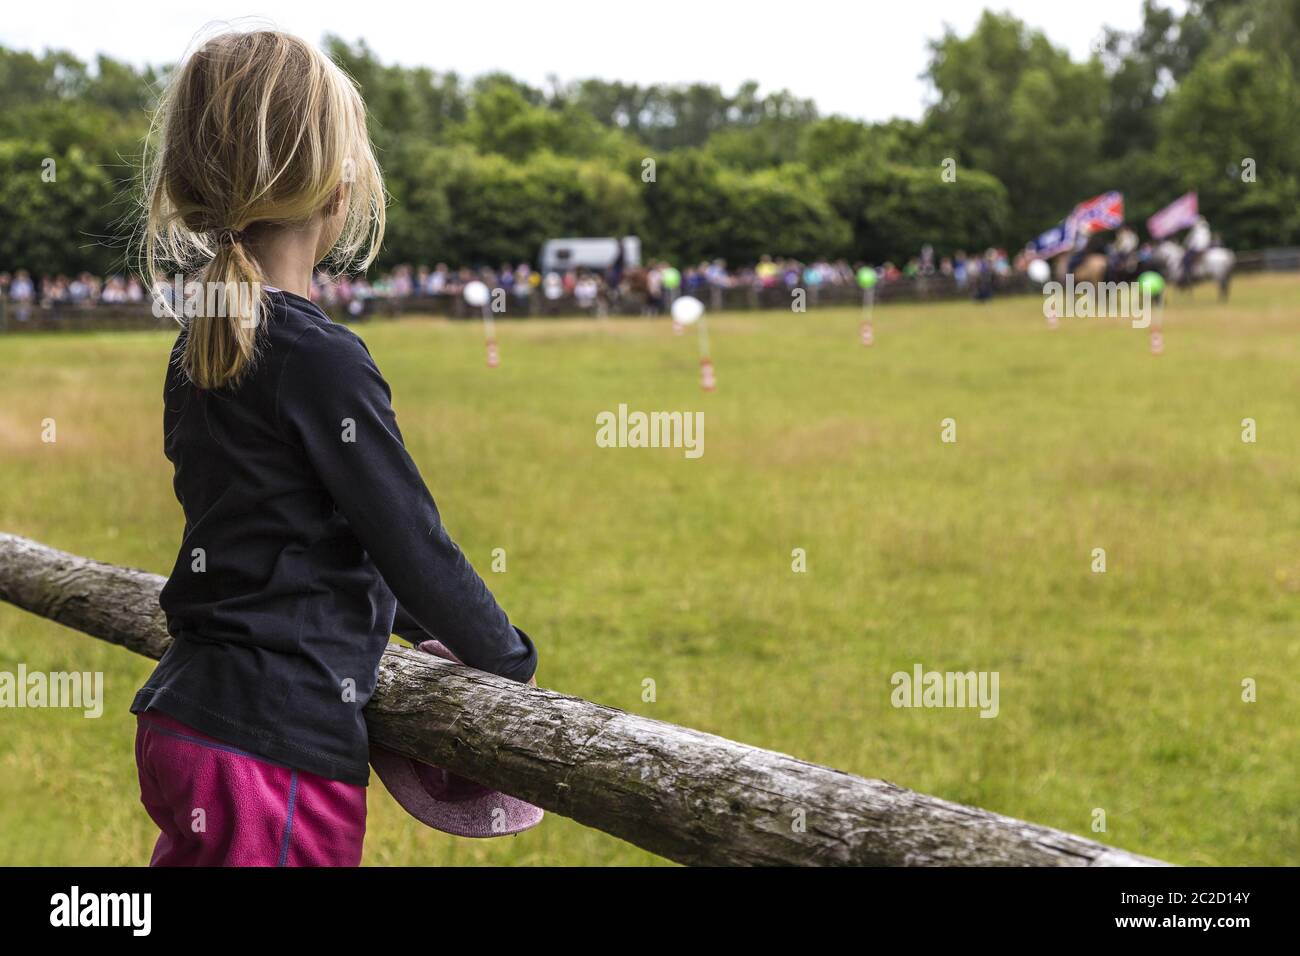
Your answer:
[464,280,499,369]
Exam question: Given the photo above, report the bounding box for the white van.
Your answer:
[539,236,641,274]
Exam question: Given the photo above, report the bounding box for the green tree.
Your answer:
[712,164,851,263]
[826,162,1009,262]
[924,11,1106,243]
[640,150,847,264]
[1160,46,1300,246]
[377,145,643,268]
[0,140,122,275]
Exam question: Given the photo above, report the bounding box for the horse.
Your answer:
[1151,241,1235,301]
[620,266,652,315]
[1050,251,1117,285]
[1050,228,1144,287]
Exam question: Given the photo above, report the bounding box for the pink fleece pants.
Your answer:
[134,711,367,866]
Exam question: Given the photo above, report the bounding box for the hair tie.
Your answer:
[215,228,246,247]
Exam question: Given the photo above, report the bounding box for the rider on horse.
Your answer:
[1107,226,1139,281]
[1181,216,1212,281]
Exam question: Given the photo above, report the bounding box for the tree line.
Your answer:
[1,0,1297,277]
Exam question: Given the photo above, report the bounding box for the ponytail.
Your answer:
[183,234,265,390]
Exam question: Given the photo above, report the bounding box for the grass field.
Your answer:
[2,274,1298,866]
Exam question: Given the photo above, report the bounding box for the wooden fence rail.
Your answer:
[0,532,1169,867]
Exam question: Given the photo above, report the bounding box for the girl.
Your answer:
[133,29,537,866]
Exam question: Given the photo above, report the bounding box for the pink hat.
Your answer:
[369,640,544,838]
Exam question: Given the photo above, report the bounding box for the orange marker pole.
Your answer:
[1149,294,1164,356]
[860,286,875,346]
[482,304,499,368]
[698,316,715,391]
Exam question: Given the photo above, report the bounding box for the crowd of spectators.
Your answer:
[1,270,147,309]
[306,246,1019,315]
[1,246,1021,321]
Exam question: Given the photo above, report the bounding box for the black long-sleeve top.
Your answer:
[131,288,536,784]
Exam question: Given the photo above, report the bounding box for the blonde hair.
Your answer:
[143,29,385,389]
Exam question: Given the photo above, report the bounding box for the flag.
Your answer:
[1147,192,1198,240]
[1068,191,1125,236]
[1030,219,1075,258]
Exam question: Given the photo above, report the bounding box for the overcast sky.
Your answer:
[2,1,1166,122]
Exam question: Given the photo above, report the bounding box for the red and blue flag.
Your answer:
[1068,191,1125,236]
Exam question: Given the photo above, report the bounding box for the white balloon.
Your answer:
[463,280,490,308]
[671,295,704,326]
[1027,259,1051,284]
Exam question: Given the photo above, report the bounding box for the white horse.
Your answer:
[1152,241,1236,301]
